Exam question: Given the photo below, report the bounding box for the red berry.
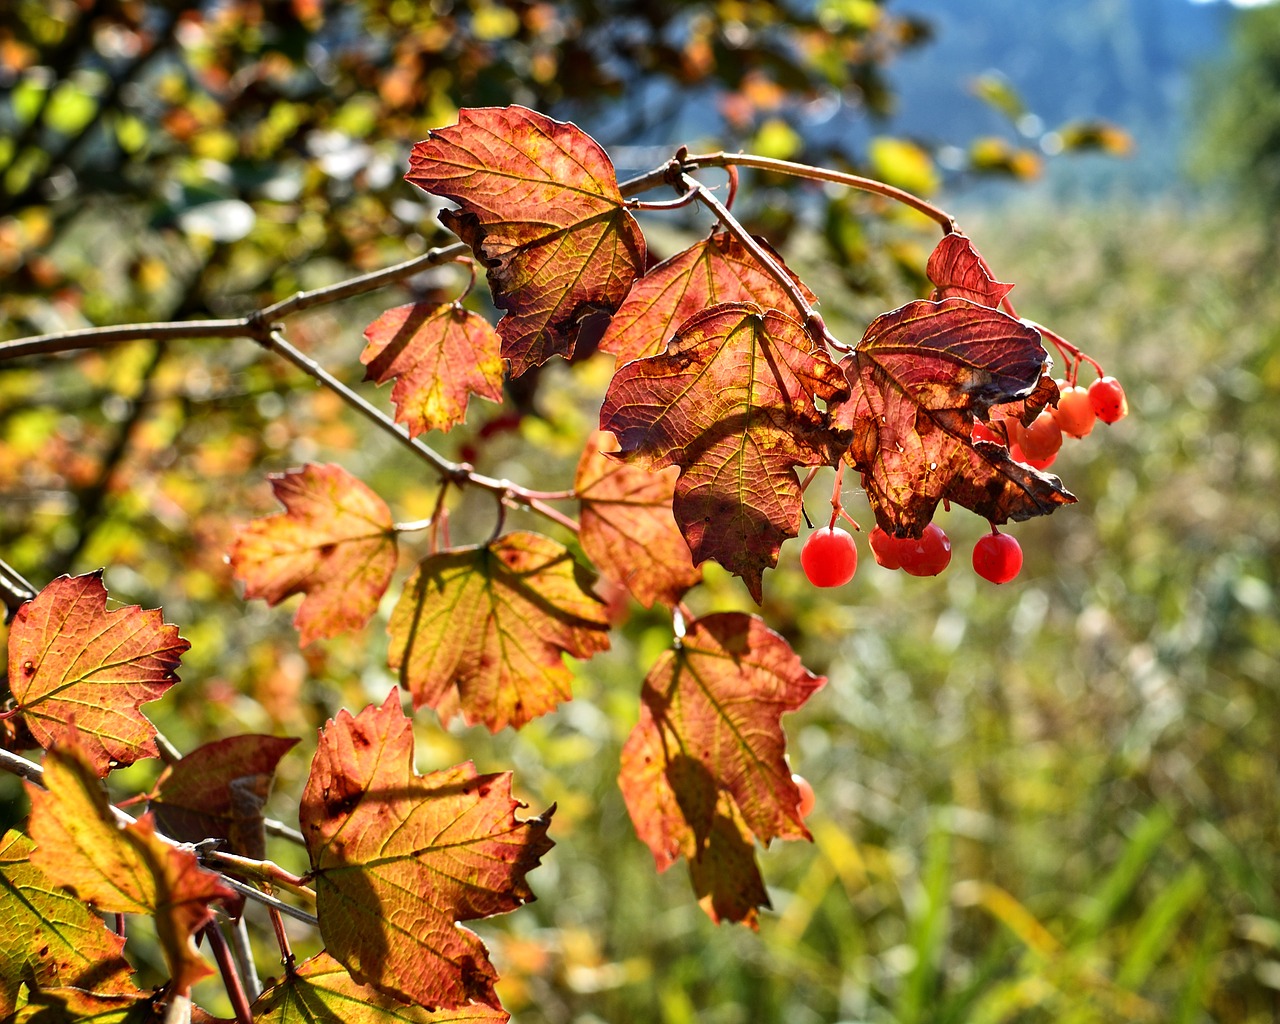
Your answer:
[1052,384,1096,438]
[1009,441,1056,471]
[869,525,903,569]
[1019,409,1063,461]
[801,525,858,587]
[896,522,952,577]
[792,773,816,818]
[971,420,1004,446]
[1088,375,1128,424]
[972,529,1023,584]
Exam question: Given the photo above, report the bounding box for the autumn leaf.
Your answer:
[361,302,504,436]
[0,829,137,1017]
[575,430,700,608]
[299,692,554,1011]
[150,734,299,860]
[8,572,189,775]
[927,232,1015,309]
[5,987,157,1024]
[600,303,848,602]
[618,612,824,928]
[834,297,1076,535]
[27,740,234,995]
[388,531,610,732]
[598,231,816,365]
[231,463,397,646]
[406,105,646,377]
[253,952,509,1024]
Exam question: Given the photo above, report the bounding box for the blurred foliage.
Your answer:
[2,2,1277,1023]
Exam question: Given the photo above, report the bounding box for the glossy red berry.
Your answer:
[801,526,858,587]
[792,773,816,818]
[971,420,1004,446]
[896,522,952,577]
[1052,384,1096,438]
[1019,409,1063,461]
[869,525,903,569]
[972,529,1023,584]
[1009,440,1056,471]
[1088,375,1128,423]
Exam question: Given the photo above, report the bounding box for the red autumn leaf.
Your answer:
[253,952,510,1024]
[27,740,234,995]
[231,463,397,646]
[406,105,646,377]
[600,303,848,602]
[598,231,816,366]
[361,302,504,436]
[575,430,700,608]
[0,828,137,1017]
[387,531,610,732]
[8,572,189,775]
[299,692,554,1012]
[927,232,1015,308]
[618,612,824,928]
[834,298,1076,535]
[150,734,299,860]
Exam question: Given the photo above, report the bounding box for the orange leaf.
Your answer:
[231,463,397,646]
[8,572,189,775]
[150,734,299,860]
[299,693,554,1011]
[575,430,700,609]
[0,828,137,1017]
[253,952,509,1024]
[618,613,824,928]
[361,302,504,436]
[598,231,816,366]
[406,105,646,377]
[388,532,610,732]
[600,303,848,602]
[27,740,234,995]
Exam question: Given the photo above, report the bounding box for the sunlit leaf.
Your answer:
[8,573,189,775]
[575,430,700,608]
[406,105,645,377]
[27,740,233,995]
[598,231,815,366]
[834,298,1076,534]
[618,612,824,928]
[927,232,1014,309]
[230,463,397,646]
[388,532,610,732]
[253,952,509,1024]
[7,988,157,1024]
[0,829,137,1017]
[150,734,299,860]
[600,303,848,602]
[299,693,554,1011]
[361,302,504,436]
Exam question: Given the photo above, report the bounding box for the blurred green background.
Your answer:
[2,1,1280,1021]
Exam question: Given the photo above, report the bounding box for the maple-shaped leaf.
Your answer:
[150,734,299,860]
[600,303,848,602]
[834,298,1076,534]
[618,612,824,928]
[27,740,234,995]
[598,231,817,366]
[8,572,189,775]
[299,692,554,1011]
[7,987,158,1024]
[575,430,700,609]
[927,232,1015,308]
[361,302,504,436]
[388,531,610,732]
[230,463,397,646]
[406,105,646,377]
[0,828,137,1017]
[253,952,509,1024]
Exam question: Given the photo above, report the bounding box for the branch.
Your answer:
[0,558,37,624]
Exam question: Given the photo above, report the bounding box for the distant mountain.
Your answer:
[884,0,1236,190]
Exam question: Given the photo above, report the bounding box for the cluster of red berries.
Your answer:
[975,374,1128,471]
[799,373,1127,589]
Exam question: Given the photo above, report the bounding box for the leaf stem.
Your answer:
[201,847,315,900]
[682,151,957,235]
[202,920,255,1024]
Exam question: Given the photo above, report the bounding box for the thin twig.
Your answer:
[203,920,255,1024]
[0,558,36,624]
[217,877,319,927]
